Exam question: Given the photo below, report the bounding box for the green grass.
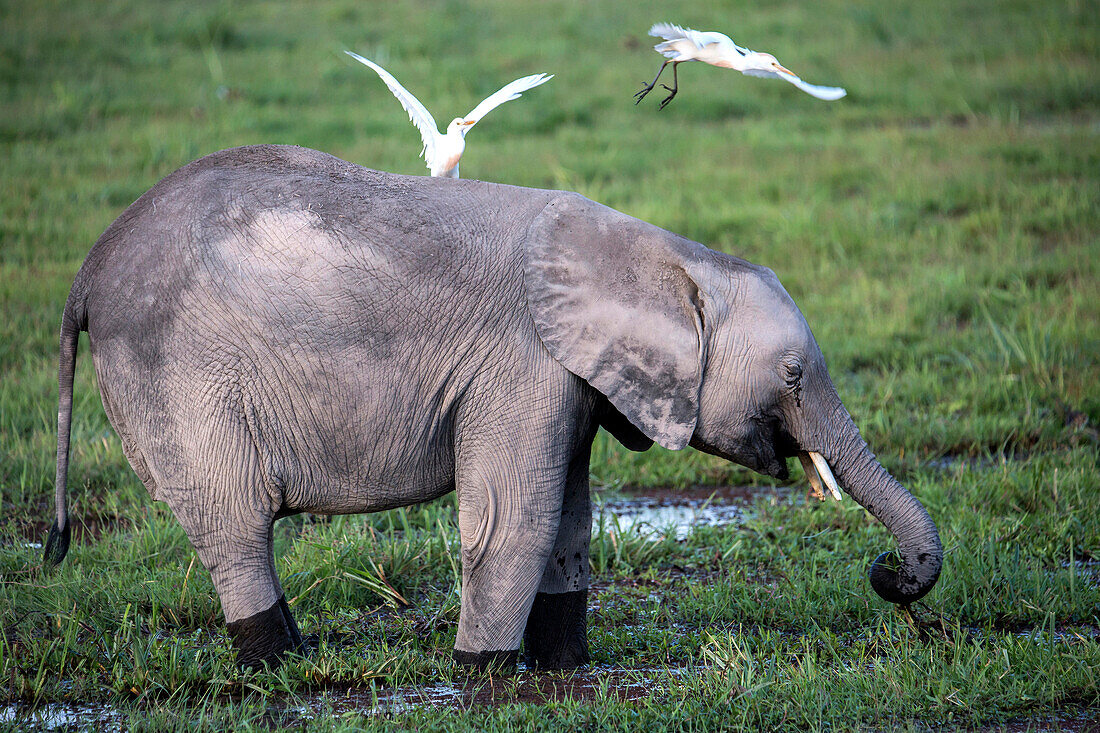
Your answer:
[2,0,1099,729]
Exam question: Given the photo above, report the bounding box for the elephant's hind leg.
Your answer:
[523,444,592,669]
[224,565,305,669]
[168,497,305,668]
[162,428,305,669]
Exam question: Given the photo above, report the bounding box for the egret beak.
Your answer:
[800,451,843,501]
[773,63,796,77]
[461,119,476,126]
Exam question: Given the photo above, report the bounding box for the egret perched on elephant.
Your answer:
[345,51,552,178]
[46,146,940,669]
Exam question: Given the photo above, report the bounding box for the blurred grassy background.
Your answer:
[2,0,1096,492]
[1,0,1098,728]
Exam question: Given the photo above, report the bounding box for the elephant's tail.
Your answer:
[44,289,87,567]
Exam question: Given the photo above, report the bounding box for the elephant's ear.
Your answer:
[524,194,707,450]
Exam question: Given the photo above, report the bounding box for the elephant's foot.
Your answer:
[278,595,306,652]
[226,594,308,670]
[523,590,589,669]
[452,648,519,671]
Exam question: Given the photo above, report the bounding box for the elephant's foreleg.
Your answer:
[452,450,564,669]
[523,446,592,669]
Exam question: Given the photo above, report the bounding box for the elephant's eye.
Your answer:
[781,360,803,405]
[782,360,802,387]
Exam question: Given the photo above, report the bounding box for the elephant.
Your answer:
[45,144,942,670]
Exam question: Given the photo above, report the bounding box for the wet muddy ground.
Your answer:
[3,485,1097,729]
[594,483,789,539]
[0,701,123,731]
[5,664,1098,731]
[287,663,693,720]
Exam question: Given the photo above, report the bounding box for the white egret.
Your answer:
[634,23,847,109]
[345,51,552,178]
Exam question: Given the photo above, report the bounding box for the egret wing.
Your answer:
[462,73,553,128]
[776,70,846,100]
[345,51,442,168]
[648,23,736,52]
[648,22,687,41]
[743,67,847,100]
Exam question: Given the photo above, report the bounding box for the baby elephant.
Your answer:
[46,145,941,669]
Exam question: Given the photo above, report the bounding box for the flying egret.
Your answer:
[634,23,847,109]
[345,51,552,178]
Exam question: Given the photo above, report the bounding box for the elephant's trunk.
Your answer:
[820,405,942,605]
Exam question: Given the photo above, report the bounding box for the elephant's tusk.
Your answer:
[798,453,826,501]
[808,451,843,501]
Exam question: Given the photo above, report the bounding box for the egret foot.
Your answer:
[658,83,678,110]
[634,60,671,105]
[657,62,681,109]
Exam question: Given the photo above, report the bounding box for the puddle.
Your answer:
[989,709,1100,733]
[960,624,1100,649]
[1011,624,1100,645]
[1063,559,1100,588]
[595,485,785,540]
[926,455,996,472]
[0,702,122,731]
[0,668,692,728]
[286,664,694,719]
[926,450,1031,473]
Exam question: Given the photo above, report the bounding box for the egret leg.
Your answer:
[633,60,670,104]
[658,63,680,110]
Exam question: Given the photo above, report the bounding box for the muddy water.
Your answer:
[288,663,694,720]
[0,702,122,731]
[596,484,788,539]
[287,481,771,719]
[1063,559,1100,589]
[0,668,694,728]
[13,484,1093,724]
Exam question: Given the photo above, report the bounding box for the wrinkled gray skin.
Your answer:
[50,145,941,669]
